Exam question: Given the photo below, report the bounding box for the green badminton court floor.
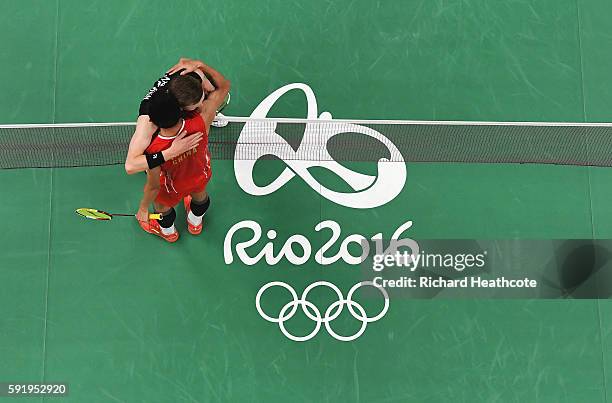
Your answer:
[3,1,612,402]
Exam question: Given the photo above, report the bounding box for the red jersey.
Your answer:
[145,115,212,193]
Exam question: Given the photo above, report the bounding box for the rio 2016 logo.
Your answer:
[228,83,410,341]
[233,83,407,209]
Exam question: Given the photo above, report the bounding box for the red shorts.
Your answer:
[155,174,211,207]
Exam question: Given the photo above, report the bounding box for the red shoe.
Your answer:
[138,218,179,243]
[184,196,203,235]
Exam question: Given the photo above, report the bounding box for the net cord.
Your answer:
[2,116,612,129]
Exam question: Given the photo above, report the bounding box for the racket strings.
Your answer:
[76,208,113,220]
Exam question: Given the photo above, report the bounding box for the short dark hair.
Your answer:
[169,75,204,108]
[148,92,181,128]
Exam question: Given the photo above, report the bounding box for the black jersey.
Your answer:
[138,69,202,116]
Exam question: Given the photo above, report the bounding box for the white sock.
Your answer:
[188,211,203,226]
[160,224,176,235]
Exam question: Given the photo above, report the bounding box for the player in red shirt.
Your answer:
[137,72,230,242]
[124,57,230,175]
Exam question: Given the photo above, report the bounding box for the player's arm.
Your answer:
[136,167,161,222]
[167,58,219,92]
[124,116,202,175]
[125,116,157,175]
[188,68,216,93]
[199,69,231,128]
[197,61,228,91]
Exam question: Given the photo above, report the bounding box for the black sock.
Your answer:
[158,207,176,228]
[190,197,210,217]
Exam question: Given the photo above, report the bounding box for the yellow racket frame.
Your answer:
[75,208,161,220]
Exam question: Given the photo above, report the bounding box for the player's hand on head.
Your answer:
[167,130,203,159]
[167,58,203,75]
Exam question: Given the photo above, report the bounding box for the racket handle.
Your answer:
[149,213,162,220]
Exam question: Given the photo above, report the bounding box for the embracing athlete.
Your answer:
[124,57,230,175]
[136,69,231,242]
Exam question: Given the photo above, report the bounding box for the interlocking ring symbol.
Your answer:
[255,281,389,342]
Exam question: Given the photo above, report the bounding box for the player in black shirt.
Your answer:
[124,57,230,174]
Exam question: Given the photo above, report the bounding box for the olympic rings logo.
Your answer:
[255,281,389,342]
